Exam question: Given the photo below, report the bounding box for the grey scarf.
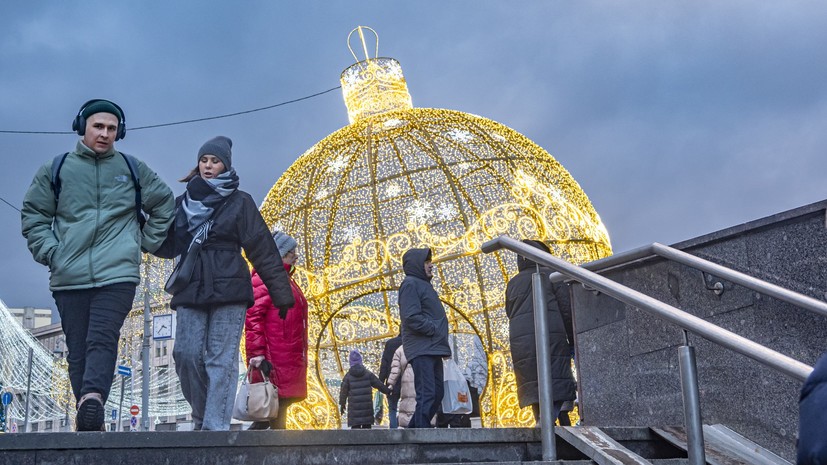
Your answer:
[177,169,239,234]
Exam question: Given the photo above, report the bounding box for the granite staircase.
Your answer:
[0,423,790,465]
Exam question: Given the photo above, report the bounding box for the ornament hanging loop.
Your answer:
[347,26,379,62]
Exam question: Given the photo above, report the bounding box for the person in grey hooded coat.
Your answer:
[398,248,451,428]
[505,239,577,422]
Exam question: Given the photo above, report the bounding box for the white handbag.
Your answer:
[232,366,279,421]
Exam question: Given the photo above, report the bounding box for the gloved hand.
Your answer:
[279,306,289,320]
[259,359,273,379]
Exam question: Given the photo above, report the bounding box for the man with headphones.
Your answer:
[21,99,174,431]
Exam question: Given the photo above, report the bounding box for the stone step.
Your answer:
[0,425,769,465]
[0,428,586,465]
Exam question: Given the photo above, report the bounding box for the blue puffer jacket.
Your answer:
[798,352,827,464]
[398,248,451,361]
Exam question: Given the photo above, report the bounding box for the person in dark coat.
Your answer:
[340,350,390,429]
[798,351,827,463]
[505,239,577,423]
[398,248,451,428]
[155,136,294,431]
[378,333,403,428]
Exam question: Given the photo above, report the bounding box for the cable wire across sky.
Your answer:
[0,85,342,135]
[0,85,342,213]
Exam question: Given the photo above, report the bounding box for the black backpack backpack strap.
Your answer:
[120,153,146,230]
[49,153,70,202]
[50,152,145,229]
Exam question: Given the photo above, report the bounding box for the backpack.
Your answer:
[50,152,146,229]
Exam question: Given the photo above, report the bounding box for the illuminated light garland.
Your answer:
[0,257,191,428]
[256,28,612,428]
[0,299,73,424]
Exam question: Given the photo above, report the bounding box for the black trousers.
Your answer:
[53,282,136,403]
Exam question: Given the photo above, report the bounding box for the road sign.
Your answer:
[117,365,132,376]
[129,405,140,416]
[1,392,11,406]
[10,422,17,433]
[112,409,118,420]
[130,416,137,427]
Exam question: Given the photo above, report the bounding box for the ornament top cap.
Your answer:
[341,26,413,124]
[347,26,379,62]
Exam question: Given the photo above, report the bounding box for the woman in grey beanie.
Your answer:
[155,136,294,431]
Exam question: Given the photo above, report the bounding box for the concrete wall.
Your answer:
[572,200,827,461]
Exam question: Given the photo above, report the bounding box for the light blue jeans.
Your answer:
[173,304,246,431]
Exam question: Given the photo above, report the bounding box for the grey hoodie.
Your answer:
[398,248,451,361]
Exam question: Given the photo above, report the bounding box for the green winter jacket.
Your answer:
[21,141,174,291]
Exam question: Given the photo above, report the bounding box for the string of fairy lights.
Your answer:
[0,258,193,425]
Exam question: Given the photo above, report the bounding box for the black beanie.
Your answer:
[197,136,232,169]
[81,100,123,121]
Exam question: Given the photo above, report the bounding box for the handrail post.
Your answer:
[678,330,706,465]
[533,271,557,461]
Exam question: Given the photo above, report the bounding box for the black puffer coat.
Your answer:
[504,240,576,408]
[799,352,827,464]
[399,248,451,361]
[339,364,390,427]
[155,190,293,310]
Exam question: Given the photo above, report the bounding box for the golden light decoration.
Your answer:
[256,26,612,429]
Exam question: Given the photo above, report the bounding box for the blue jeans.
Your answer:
[173,304,246,431]
[409,355,444,428]
[53,283,136,403]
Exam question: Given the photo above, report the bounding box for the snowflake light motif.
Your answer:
[384,183,401,197]
[406,199,432,224]
[328,156,348,174]
[446,128,474,143]
[382,118,405,130]
[342,225,361,241]
[490,132,507,143]
[435,203,456,221]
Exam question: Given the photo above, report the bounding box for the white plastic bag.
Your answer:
[441,358,472,414]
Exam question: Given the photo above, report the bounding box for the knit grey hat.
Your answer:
[197,136,232,169]
[272,231,297,258]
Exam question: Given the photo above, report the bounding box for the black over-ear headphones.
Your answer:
[72,99,127,141]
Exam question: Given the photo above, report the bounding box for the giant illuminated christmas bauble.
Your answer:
[258,28,612,428]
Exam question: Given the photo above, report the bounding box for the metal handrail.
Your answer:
[548,242,827,319]
[482,235,814,382]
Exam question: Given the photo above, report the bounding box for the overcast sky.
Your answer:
[2,2,826,312]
